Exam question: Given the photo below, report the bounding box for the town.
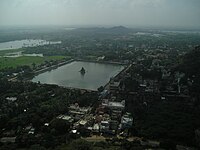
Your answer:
[0,25,200,150]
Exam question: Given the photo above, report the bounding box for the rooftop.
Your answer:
[79,120,87,126]
[6,97,17,102]
[0,137,16,143]
[109,102,124,107]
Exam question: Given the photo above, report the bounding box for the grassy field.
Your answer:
[0,48,23,56]
[0,56,68,70]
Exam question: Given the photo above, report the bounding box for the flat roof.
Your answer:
[57,115,72,121]
[80,120,87,125]
[109,102,124,107]
[6,97,17,101]
[0,137,16,143]
[101,121,109,124]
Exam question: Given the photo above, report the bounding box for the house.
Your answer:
[6,97,17,102]
[93,123,100,133]
[120,113,133,129]
[109,120,119,130]
[68,104,91,116]
[79,120,87,127]
[100,121,109,132]
[99,90,109,99]
[0,137,16,143]
[110,81,120,92]
[57,115,74,123]
[28,128,35,134]
[102,100,125,111]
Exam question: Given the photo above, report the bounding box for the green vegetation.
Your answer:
[0,56,67,70]
[176,46,200,94]
[134,100,200,146]
[0,27,200,149]
[0,48,23,56]
[0,79,98,149]
[177,46,200,77]
[57,139,143,150]
[124,46,200,147]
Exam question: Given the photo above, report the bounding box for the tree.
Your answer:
[50,119,70,135]
[43,134,56,148]
[32,63,36,70]
[68,139,92,150]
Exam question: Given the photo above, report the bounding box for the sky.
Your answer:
[0,0,200,28]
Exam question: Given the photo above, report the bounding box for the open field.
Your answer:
[0,55,67,70]
[0,48,23,56]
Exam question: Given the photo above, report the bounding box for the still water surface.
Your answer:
[32,61,124,90]
[0,39,61,50]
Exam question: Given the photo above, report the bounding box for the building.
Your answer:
[79,120,88,127]
[111,109,122,121]
[69,104,90,116]
[6,97,17,102]
[93,123,100,133]
[102,100,125,111]
[109,77,121,92]
[120,113,133,129]
[109,120,119,130]
[57,115,74,123]
[68,104,91,121]
[110,81,120,92]
[100,121,109,132]
[0,137,16,143]
[99,90,109,99]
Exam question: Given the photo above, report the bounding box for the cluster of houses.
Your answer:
[54,73,134,138]
[56,97,133,137]
[94,99,133,136]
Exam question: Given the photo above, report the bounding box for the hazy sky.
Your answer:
[0,0,200,28]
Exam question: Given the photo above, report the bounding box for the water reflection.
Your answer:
[32,61,124,90]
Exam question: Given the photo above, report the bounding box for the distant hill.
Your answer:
[107,26,131,34]
[70,26,132,35]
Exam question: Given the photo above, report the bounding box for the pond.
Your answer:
[32,61,124,90]
[0,39,61,51]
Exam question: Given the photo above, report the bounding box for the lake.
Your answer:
[32,61,124,90]
[0,39,61,51]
